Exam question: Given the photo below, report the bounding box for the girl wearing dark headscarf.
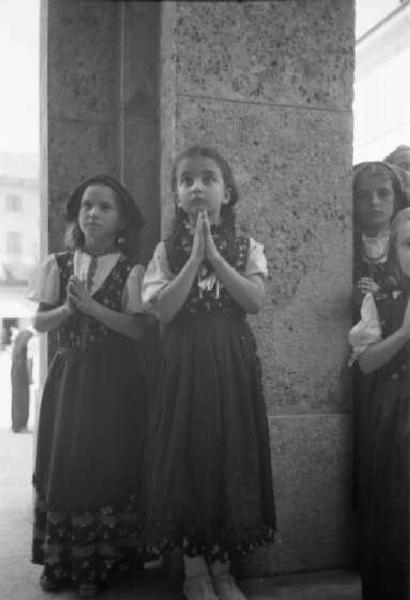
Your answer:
[351,163,408,598]
[29,176,148,598]
[349,206,410,599]
[353,161,408,314]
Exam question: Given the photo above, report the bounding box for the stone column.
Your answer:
[159,0,355,575]
[43,0,160,262]
[44,0,120,251]
[119,1,160,264]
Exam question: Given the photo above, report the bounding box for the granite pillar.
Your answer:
[43,0,160,261]
[159,0,355,575]
[42,0,355,576]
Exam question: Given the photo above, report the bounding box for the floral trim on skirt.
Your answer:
[32,493,145,588]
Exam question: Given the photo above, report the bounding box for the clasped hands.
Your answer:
[191,209,221,266]
[64,276,97,316]
[357,277,380,296]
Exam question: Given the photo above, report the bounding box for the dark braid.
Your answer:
[166,205,238,275]
[165,146,240,274]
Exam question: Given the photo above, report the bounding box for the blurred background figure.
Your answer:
[384,144,410,172]
[383,144,410,199]
[10,323,34,433]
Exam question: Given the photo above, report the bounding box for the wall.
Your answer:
[43,0,160,262]
[159,0,355,575]
[43,0,355,576]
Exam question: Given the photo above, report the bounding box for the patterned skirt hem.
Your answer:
[142,522,275,562]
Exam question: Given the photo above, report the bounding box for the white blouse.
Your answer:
[27,250,145,314]
[361,231,390,263]
[348,292,382,365]
[142,237,268,315]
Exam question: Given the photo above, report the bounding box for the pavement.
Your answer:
[0,349,362,599]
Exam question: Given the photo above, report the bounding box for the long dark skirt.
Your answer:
[143,312,276,561]
[32,338,148,588]
[357,376,410,600]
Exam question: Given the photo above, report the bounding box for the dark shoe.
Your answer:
[39,573,66,593]
[77,582,101,598]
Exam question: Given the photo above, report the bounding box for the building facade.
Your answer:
[0,153,39,324]
[354,0,410,162]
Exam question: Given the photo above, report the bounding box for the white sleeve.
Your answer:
[141,242,174,315]
[348,293,382,366]
[26,254,60,305]
[245,238,268,279]
[122,264,145,314]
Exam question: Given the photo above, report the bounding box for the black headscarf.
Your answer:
[65,175,145,259]
[353,161,409,224]
[66,175,145,231]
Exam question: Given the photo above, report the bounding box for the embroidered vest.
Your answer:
[167,236,251,319]
[55,251,134,348]
[375,290,410,381]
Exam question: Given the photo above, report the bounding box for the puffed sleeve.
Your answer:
[348,293,382,366]
[26,254,60,305]
[122,264,145,314]
[142,242,174,315]
[245,238,268,279]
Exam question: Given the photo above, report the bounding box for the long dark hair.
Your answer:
[165,146,241,272]
[353,161,408,228]
[64,175,145,260]
[167,145,238,240]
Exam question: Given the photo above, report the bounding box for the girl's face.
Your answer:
[396,219,410,277]
[175,156,230,224]
[78,185,123,249]
[355,169,395,234]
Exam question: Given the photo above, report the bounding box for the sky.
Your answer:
[356,0,402,38]
[0,0,39,155]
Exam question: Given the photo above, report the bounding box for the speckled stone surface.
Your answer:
[238,414,355,576]
[47,0,119,123]
[172,96,353,414]
[120,1,161,264]
[46,0,161,262]
[175,0,354,111]
[46,1,120,253]
[47,118,118,251]
[160,0,355,574]
[44,0,355,577]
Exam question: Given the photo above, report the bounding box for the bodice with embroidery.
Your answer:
[167,236,250,319]
[54,251,135,348]
[374,289,410,381]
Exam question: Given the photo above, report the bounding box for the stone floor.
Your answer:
[0,429,362,600]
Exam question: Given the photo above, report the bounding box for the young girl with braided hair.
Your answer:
[30,176,148,598]
[142,146,275,600]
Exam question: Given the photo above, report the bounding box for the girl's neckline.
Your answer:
[361,230,390,241]
[78,247,120,258]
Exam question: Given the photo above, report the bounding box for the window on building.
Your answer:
[5,194,22,212]
[6,231,23,256]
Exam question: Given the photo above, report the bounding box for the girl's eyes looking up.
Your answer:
[179,172,218,186]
